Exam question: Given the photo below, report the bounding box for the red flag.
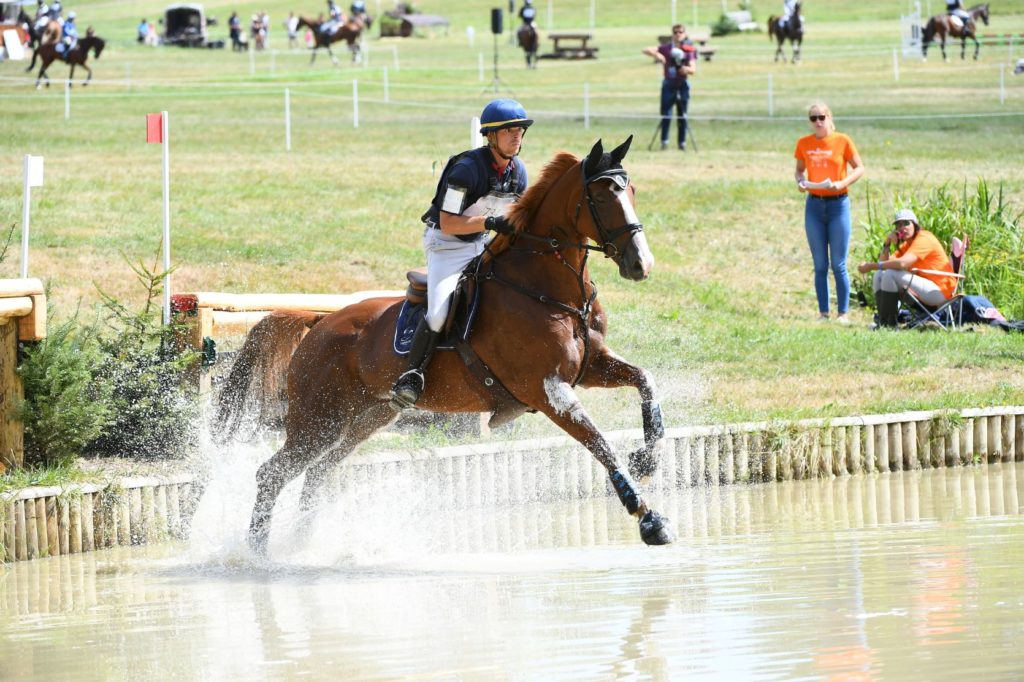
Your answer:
[146,113,163,143]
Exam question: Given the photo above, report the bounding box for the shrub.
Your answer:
[711,14,739,37]
[17,254,200,467]
[17,315,113,468]
[853,180,1024,318]
[85,258,199,459]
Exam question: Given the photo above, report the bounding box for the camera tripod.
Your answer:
[646,115,698,153]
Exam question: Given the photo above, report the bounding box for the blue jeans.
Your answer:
[804,194,851,315]
[660,80,690,146]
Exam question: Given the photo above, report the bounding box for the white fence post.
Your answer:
[999,63,1005,104]
[893,49,900,81]
[383,66,390,103]
[583,82,590,129]
[352,79,359,128]
[767,74,774,117]
[64,79,70,120]
[284,88,291,151]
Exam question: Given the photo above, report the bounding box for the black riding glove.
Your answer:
[485,216,515,235]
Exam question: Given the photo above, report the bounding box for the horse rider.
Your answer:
[58,11,77,54]
[350,0,367,22]
[322,0,345,34]
[778,0,798,31]
[34,3,51,35]
[946,0,973,33]
[519,0,537,27]
[49,0,61,20]
[389,99,533,411]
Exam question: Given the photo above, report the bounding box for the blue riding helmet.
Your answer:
[479,99,534,134]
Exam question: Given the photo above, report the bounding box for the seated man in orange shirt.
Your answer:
[857,208,956,327]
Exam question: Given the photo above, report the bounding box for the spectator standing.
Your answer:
[286,11,299,49]
[793,102,865,324]
[642,24,697,151]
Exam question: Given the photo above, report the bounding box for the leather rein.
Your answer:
[479,163,644,387]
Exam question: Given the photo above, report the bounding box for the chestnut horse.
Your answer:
[517,23,538,69]
[767,1,802,63]
[296,14,371,65]
[27,34,105,89]
[213,137,674,555]
[922,3,990,61]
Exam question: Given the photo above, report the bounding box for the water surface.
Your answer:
[2,462,1023,680]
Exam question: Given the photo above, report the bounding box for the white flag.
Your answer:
[26,155,43,188]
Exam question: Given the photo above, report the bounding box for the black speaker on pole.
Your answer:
[491,8,503,35]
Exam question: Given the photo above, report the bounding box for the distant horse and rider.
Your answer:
[213,137,675,555]
[922,3,990,60]
[26,31,104,89]
[767,1,802,63]
[517,22,538,69]
[296,13,372,65]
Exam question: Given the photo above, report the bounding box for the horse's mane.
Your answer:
[507,152,579,231]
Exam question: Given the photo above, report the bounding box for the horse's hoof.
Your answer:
[627,447,658,479]
[639,510,674,545]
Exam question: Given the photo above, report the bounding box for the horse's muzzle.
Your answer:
[618,232,654,281]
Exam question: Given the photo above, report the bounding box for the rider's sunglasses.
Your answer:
[809,114,827,122]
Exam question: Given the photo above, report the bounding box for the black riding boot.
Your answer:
[875,290,900,328]
[389,318,440,411]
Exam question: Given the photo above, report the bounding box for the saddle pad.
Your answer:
[392,280,482,356]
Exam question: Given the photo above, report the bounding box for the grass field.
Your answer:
[2,0,1024,439]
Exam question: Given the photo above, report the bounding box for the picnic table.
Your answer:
[540,32,598,60]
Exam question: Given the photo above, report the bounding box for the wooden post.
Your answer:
[3,501,15,562]
[0,321,23,470]
[81,492,94,552]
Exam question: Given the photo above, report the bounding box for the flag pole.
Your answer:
[161,111,171,325]
[21,155,31,279]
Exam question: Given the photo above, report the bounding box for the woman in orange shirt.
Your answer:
[794,102,866,324]
[856,208,956,327]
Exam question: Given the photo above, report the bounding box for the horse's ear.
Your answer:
[609,135,633,164]
[584,139,604,176]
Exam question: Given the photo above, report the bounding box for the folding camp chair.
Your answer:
[901,235,969,330]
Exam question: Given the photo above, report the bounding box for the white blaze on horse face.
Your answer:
[614,188,640,228]
[544,376,587,424]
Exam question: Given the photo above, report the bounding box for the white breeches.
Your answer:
[873,269,947,307]
[423,228,487,332]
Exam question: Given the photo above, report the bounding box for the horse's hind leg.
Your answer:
[298,402,396,516]
[68,63,76,86]
[536,378,673,546]
[578,349,664,479]
[248,420,345,555]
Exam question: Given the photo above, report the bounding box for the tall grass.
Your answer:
[854,181,1024,318]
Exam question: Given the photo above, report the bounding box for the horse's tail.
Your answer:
[767,16,777,39]
[210,310,323,444]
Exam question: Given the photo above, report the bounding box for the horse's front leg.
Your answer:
[578,348,664,479]
[538,377,674,546]
[68,63,76,85]
[961,36,967,60]
[971,34,979,60]
[328,44,338,65]
[82,63,92,86]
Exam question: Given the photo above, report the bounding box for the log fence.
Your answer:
[2,405,1023,563]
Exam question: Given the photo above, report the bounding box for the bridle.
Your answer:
[480,159,645,385]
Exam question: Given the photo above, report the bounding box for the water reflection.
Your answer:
[1,463,1022,680]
